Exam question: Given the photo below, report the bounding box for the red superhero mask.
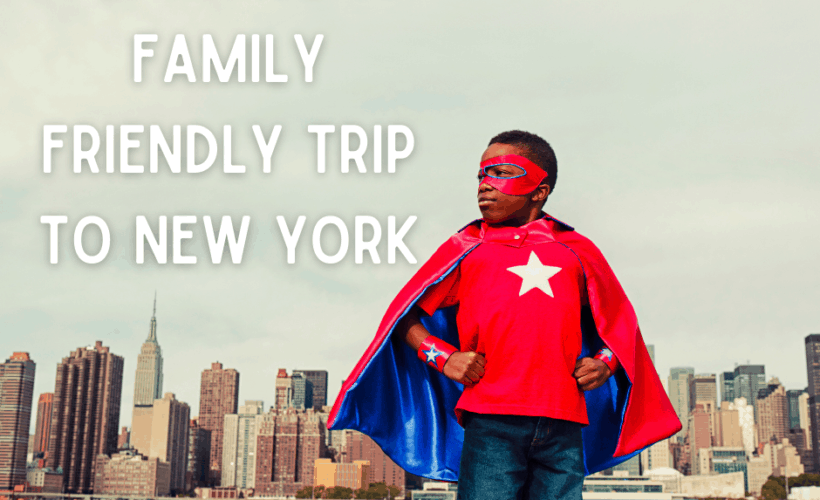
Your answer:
[478,154,548,196]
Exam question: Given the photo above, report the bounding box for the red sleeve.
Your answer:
[416,267,460,316]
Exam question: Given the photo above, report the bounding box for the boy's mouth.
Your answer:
[478,195,496,207]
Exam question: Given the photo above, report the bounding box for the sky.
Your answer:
[1,1,819,433]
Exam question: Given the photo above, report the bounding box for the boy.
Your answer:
[327,131,680,499]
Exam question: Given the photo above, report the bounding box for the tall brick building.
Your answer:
[32,392,53,457]
[46,341,124,493]
[297,410,324,487]
[687,401,715,475]
[0,352,36,490]
[199,362,239,485]
[757,379,789,445]
[254,408,327,497]
[275,410,298,493]
[341,430,405,490]
[254,414,276,492]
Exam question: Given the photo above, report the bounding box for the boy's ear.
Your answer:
[531,183,551,204]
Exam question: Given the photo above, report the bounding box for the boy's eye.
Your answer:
[488,168,512,177]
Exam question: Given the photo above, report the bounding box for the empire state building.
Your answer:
[130,294,164,454]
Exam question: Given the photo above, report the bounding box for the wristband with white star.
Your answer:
[594,347,620,374]
[418,336,457,373]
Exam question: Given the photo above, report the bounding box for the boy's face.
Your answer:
[478,143,548,225]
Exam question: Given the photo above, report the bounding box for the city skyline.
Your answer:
[5,329,820,496]
[12,295,819,436]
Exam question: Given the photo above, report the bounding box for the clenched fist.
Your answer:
[443,351,486,386]
[574,357,611,391]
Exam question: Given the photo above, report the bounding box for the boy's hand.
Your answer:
[443,351,486,386]
[574,357,611,391]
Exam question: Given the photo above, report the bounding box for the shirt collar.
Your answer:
[473,213,574,247]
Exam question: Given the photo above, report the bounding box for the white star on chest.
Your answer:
[506,251,562,297]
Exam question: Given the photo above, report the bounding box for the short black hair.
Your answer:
[488,130,557,194]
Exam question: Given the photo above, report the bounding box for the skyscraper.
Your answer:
[254,412,279,496]
[275,369,292,410]
[733,365,766,421]
[807,335,820,396]
[254,408,328,497]
[47,341,124,493]
[149,393,190,493]
[342,430,404,490]
[293,370,329,410]
[668,367,694,439]
[134,295,163,406]
[187,418,211,490]
[757,379,788,445]
[787,389,806,431]
[799,392,812,450]
[690,373,718,411]
[272,410,297,493]
[0,352,36,490]
[199,362,239,485]
[804,334,820,467]
[720,372,736,403]
[291,373,312,410]
[714,401,743,448]
[797,392,814,472]
[222,401,265,489]
[688,403,713,472]
[296,409,324,489]
[132,295,164,455]
[32,392,53,457]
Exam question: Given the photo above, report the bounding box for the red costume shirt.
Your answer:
[417,219,591,425]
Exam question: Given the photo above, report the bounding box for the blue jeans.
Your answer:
[457,412,584,500]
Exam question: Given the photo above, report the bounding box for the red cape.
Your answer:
[329,215,681,479]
